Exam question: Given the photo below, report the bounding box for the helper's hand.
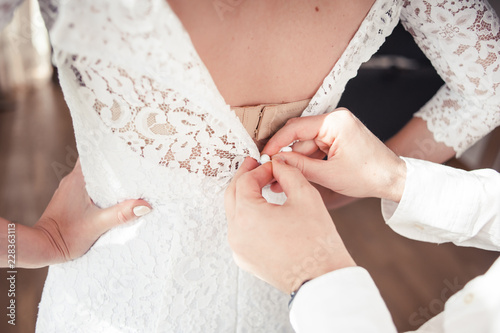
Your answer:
[225,157,355,294]
[3,159,152,268]
[263,109,406,202]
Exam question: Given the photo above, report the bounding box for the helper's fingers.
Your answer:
[269,146,325,193]
[234,157,260,182]
[263,115,326,156]
[271,156,319,204]
[225,157,260,214]
[93,199,152,234]
[290,140,319,157]
[270,181,283,193]
[273,152,326,187]
[308,150,327,161]
[235,162,274,206]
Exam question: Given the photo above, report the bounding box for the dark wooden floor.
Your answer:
[0,82,498,332]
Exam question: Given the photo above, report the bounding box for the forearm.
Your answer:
[0,217,51,269]
[385,117,456,164]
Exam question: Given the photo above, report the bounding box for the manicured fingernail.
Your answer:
[260,154,271,164]
[279,146,293,153]
[133,206,151,217]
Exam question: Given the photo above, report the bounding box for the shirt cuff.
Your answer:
[381,157,484,244]
[289,267,396,333]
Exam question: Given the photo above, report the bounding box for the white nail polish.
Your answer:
[133,206,151,217]
[260,154,271,164]
[279,146,293,153]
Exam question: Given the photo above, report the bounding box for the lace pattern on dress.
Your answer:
[59,54,251,179]
[49,0,259,179]
[401,0,500,155]
[304,0,402,117]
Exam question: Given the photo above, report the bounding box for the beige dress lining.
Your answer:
[232,98,311,150]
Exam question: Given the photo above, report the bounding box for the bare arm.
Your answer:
[385,117,456,163]
[0,217,52,268]
[0,160,151,269]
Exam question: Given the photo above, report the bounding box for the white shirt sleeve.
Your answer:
[289,267,397,333]
[382,157,500,251]
[290,158,500,332]
[290,257,500,333]
[411,257,500,333]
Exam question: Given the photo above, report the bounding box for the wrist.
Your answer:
[383,157,406,203]
[18,223,57,268]
[288,252,356,294]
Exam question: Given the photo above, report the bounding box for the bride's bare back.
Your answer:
[168,0,375,106]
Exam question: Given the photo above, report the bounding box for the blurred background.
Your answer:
[0,1,499,332]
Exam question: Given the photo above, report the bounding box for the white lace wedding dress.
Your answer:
[1,0,499,332]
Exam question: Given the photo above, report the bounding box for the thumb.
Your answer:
[275,152,326,186]
[93,199,152,234]
[236,162,274,203]
[271,156,318,203]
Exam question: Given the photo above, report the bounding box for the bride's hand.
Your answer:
[5,160,152,268]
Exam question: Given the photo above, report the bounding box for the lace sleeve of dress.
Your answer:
[0,0,23,30]
[400,0,500,156]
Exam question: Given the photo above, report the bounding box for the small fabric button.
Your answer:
[260,154,271,164]
[279,146,293,153]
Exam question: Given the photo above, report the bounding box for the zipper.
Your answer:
[254,106,266,139]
